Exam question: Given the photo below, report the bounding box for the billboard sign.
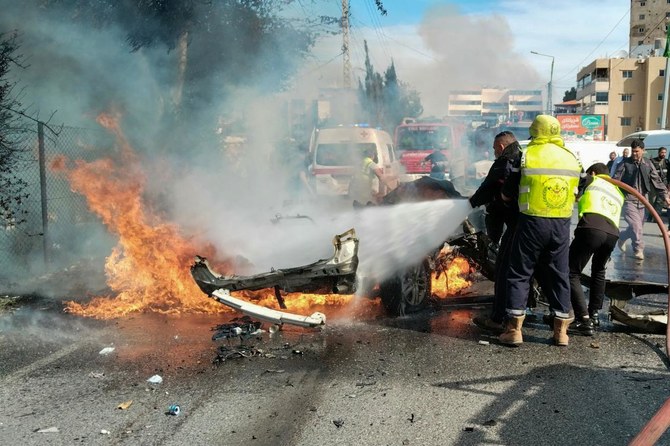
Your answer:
[556,114,605,141]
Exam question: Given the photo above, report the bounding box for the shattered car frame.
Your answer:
[190,177,497,322]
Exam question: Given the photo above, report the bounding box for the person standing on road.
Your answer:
[349,146,391,205]
[647,146,669,222]
[609,147,630,176]
[566,163,623,336]
[613,139,670,260]
[606,151,617,173]
[468,130,522,333]
[499,115,583,347]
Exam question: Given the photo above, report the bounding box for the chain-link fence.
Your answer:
[0,123,113,282]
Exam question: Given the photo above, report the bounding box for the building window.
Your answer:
[659,93,664,101]
[621,117,632,126]
[639,14,645,19]
[622,70,633,78]
[661,69,666,77]
[667,12,670,18]
[622,94,633,102]
[658,117,662,125]
[639,40,644,45]
[595,92,609,103]
[638,27,645,33]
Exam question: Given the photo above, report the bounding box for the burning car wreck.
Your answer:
[190,176,497,324]
[191,228,359,328]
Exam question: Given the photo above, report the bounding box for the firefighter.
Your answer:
[499,115,583,347]
[424,150,449,180]
[468,130,522,333]
[348,146,390,205]
[566,162,623,335]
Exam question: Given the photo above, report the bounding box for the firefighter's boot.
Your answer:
[553,317,573,346]
[499,315,525,346]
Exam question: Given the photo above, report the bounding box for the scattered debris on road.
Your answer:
[35,426,59,433]
[147,375,163,384]
[98,347,115,355]
[117,400,133,410]
[211,316,263,341]
[333,419,344,428]
[214,345,262,364]
[167,404,180,416]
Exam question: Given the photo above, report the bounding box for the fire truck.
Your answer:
[393,118,468,183]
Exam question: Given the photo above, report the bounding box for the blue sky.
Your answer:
[377,0,501,23]
[293,0,632,115]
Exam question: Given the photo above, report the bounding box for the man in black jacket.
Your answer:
[469,130,522,332]
[614,139,670,260]
[647,146,669,222]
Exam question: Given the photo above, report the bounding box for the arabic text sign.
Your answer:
[557,114,605,140]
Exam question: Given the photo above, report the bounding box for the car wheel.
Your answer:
[379,259,432,316]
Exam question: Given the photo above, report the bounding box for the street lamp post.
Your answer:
[531,51,555,115]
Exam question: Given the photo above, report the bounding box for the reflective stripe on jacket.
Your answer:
[518,143,581,218]
[578,175,624,228]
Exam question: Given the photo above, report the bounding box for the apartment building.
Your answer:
[575,56,670,140]
[630,0,670,57]
[447,88,543,124]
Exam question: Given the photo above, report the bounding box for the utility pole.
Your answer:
[342,0,352,89]
[661,57,669,129]
[531,51,555,115]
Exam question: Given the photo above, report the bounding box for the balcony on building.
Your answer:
[554,100,578,115]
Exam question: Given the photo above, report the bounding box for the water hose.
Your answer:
[598,177,670,445]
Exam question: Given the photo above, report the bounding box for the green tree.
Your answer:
[563,87,577,102]
[358,41,423,131]
[37,0,320,152]
[0,32,31,229]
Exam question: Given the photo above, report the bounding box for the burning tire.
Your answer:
[379,259,432,316]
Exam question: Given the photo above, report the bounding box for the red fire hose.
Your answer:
[598,177,670,446]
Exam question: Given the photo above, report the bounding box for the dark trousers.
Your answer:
[490,223,515,323]
[485,208,505,246]
[506,214,572,318]
[568,228,618,318]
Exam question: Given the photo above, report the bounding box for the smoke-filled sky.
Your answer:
[294,0,631,114]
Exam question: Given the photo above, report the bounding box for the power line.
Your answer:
[363,0,393,60]
[554,9,629,82]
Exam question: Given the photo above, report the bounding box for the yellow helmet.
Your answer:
[529,115,561,139]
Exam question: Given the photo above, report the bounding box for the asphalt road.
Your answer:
[1,222,670,446]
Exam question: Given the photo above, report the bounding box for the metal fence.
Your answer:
[0,123,113,281]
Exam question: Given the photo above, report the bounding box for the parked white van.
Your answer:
[565,140,619,169]
[616,130,670,158]
[309,126,400,196]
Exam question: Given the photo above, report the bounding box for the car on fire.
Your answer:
[190,176,496,320]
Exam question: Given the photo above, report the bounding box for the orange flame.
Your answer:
[58,113,351,319]
[431,255,473,298]
[235,289,354,313]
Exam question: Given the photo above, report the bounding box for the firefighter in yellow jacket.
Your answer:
[566,163,623,336]
[349,146,390,205]
[500,115,584,346]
